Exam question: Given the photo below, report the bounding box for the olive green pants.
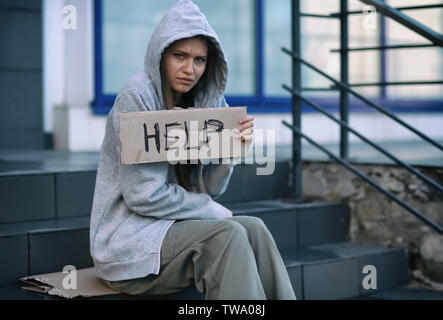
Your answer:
[102,216,296,300]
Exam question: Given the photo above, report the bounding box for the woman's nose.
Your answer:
[182,58,194,74]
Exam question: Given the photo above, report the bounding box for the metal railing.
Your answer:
[282,0,443,234]
[359,0,443,46]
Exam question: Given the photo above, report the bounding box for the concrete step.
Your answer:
[0,200,350,286]
[0,149,292,223]
[0,241,408,300]
[216,161,291,203]
[350,287,443,300]
[0,150,411,300]
[226,200,350,249]
[0,217,92,286]
[0,171,97,223]
[285,242,409,298]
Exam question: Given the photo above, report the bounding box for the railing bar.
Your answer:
[340,0,350,159]
[349,80,443,87]
[330,43,436,52]
[359,0,443,46]
[332,4,443,16]
[291,0,303,201]
[300,13,339,19]
[281,120,443,234]
[394,4,443,11]
[301,87,339,91]
[282,84,443,193]
[281,47,443,152]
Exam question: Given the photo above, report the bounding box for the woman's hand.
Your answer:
[235,115,254,145]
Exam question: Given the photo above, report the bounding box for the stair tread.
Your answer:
[0,199,345,237]
[350,287,443,300]
[0,149,292,177]
[0,217,90,237]
[0,242,407,300]
[306,241,407,257]
[0,282,200,300]
[0,150,417,300]
[227,199,342,213]
[5,285,442,301]
[281,241,406,267]
[0,150,100,177]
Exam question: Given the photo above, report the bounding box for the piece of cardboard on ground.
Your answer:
[19,267,119,299]
[119,106,250,164]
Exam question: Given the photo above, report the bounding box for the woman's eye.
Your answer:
[174,53,184,59]
[196,57,207,63]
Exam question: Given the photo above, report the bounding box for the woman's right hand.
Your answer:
[226,209,233,218]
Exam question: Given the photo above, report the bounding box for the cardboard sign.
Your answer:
[20,267,119,299]
[119,106,250,164]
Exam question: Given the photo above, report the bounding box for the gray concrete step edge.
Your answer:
[0,241,408,300]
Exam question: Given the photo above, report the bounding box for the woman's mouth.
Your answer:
[177,78,193,84]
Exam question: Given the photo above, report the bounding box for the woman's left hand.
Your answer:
[235,115,254,144]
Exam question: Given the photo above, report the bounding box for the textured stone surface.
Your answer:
[419,234,443,282]
[302,161,443,286]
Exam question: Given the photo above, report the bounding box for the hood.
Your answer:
[144,0,228,109]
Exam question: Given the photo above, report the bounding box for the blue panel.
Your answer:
[0,235,28,286]
[248,210,298,250]
[358,249,409,296]
[286,265,303,300]
[297,203,350,247]
[215,164,243,203]
[93,0,104,109]
[56,171,96,218]
[29,229,93,275]
[256,0,264,97]
[0,72,42,129]
[303,258,360,300]
[0,0,41,10]
[0,130,45,150]
[0,10,42,69]
[91,93,443,115]
[0,174,55,223]
[241,162,290,201]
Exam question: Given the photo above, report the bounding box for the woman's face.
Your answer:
[163,37,208,100]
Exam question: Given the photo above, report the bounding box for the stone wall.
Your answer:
[301,161,443,288]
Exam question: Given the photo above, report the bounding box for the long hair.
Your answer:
[160,35,217,191]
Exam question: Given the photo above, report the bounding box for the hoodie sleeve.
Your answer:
[200,95,240,199]
[112,90,231,220]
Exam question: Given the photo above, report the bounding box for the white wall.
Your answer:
[259,112,443,146]
[43,0,65,133]
[44,0,105,151]
[43,0,443,151]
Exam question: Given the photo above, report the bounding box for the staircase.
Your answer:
[0,149,415,300]
[1,0,442,302]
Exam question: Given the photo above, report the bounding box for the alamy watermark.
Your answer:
[164,124,276,175]
[62,265,77,290]
[61,264,377,293]
[63,5,77,30]
[362,5,377,30]
[362,264,377,290]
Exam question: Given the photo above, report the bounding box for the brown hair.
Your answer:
[160,35,217,191]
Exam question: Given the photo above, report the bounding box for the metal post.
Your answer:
[379,3,387,99]
[291,0,302,201]
[339,0,349,159]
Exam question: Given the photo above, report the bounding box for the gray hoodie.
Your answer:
[90,0,235,281]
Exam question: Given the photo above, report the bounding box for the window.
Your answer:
[385,0,443,99]
[101,0,255,95]
[92,0,443,115]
